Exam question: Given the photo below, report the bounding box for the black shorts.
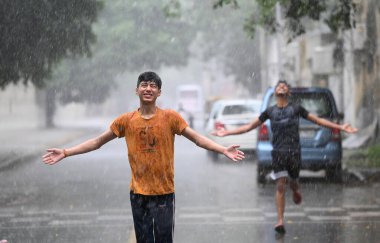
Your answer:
[271,150,301,180]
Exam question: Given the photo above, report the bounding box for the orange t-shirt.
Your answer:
[110,107,188,195]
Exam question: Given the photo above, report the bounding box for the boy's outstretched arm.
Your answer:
[211,117,262,137]
[181,127,245,162]
[42,129,117,165]
[307,113,358,133]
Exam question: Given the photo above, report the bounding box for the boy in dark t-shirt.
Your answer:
[258,101,309,181]
[212,80,358,234]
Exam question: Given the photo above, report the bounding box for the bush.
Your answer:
[367,144,380,164]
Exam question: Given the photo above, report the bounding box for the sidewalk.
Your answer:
[342,148,380,183]
[0,122,104,170]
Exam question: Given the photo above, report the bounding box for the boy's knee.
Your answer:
[276,180,286,193]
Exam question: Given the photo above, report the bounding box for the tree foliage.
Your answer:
[53,0,195,105]
[0,0,103,89]
[214,0,356,41]
[164,0,261,95]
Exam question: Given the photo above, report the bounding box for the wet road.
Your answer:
[0,133,380,242]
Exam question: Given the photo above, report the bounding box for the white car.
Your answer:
[205,99,262,161]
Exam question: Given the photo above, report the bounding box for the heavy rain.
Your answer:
[1,0,380,242]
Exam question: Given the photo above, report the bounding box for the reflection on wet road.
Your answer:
[0,135,379,242]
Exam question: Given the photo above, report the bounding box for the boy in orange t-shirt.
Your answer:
[43,71,245,243]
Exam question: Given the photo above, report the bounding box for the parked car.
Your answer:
[205,99,262,161]
[256,87,344,183]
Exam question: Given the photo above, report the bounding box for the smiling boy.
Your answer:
[42,71,245,242]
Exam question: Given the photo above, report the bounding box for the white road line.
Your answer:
[284,212,307,217]
[304,207,344,212]
[308,216,351,221]
[343,204,380,210]
[97,215,131,221]
[10,216,51,223]
[0,213,15,217]
[178,213,221,219]
[349,211,380,217]
[223,216,265,222]
[58,211,99,217]
[221,208,263,213]
[49,219,93,225]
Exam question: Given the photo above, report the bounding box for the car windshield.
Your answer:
[269,92,333,117]
[222,104,260,115]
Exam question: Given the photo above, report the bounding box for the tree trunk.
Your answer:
[45,87,56,128]
[35,86,57,128]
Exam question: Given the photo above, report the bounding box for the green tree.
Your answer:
[214,0,356,41]
[205,0,356,95]
[0,0,103,88]
[163,0,261,95]
[46,0,195,127]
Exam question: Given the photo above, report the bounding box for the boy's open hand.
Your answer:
[223,145,245,162]
[341,123,358,133]
[211,129,228,137]
[42,148,65,165]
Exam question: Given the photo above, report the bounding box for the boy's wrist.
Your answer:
[63,149,69,158]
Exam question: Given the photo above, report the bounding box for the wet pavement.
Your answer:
[1,123,380,242]
[1,122,379,183]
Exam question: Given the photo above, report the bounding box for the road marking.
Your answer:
[308,215,351,221]
[0,213,15,217]
[2,204,380,230]
[284,212,307,217]
[349,211,380,217]
[10,216,51,223]
[97,214,130,221]
[49,219,93,225]
[304,207,344,212]
[223,216,265,222]
[343,204,380,210]
[222,208,263,213]
[178,213,221,219]
[58,211,99,217]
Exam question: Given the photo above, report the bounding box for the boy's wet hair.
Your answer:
[137,71,162,89]
[275,80,290,89]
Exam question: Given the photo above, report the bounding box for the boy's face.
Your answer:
[275,82,290,97]
[136,80,161,103]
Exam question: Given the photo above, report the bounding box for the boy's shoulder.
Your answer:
[162,108,179,114]
[156,107,179,116]
[115,110,138,120]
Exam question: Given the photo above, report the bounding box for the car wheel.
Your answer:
[326,163,342,183]
[257,165,267,184]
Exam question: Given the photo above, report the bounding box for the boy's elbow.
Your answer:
[194,138,203,148]
[94,143,102,150]
[194,136,208,148]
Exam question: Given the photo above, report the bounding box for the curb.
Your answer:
[344,168,380,183]
[0,128,100,171]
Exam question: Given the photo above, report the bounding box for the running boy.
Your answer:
[212,80,357,234]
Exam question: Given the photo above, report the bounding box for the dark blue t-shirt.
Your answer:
[258,103,309,151]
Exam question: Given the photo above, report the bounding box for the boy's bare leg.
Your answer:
[275,177,287,227]
[289,179,302,204]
